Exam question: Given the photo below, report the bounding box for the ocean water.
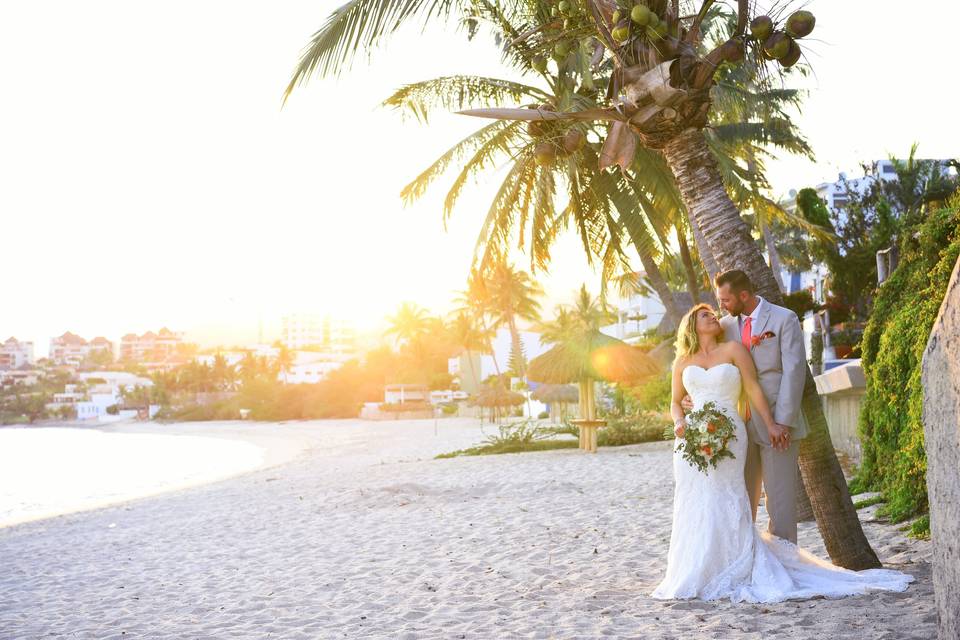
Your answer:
[0,427,264,527]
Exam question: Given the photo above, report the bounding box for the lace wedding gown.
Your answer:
[651,362,913,603]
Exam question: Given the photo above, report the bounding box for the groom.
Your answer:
[687,269,808,543]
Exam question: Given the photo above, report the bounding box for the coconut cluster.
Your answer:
[536,0,589,68]
[608,1,672,45]
[529,112,588,166]
[750,10,815,68]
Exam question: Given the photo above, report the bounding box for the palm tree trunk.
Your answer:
[676,225,701,303]
[688,214,720,285]
[638,251,681,334]
[761,221,787,292]
[662,127,881,570]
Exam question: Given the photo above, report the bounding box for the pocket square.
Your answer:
[750,331,776,347]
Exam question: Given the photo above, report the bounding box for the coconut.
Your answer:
[558,0,572,16]
[750,15,773,41]
[720,38,744,63]
[531,55,548,73]
[612,25,631,43]
[630,5,650,25]
[562,129,586,154]
[612,9,621,23]
[535,142,557,165]
[647,12,659,27]
[554,41,571,59]
[646,21,667,40]
[780,39,802,67]
[763,32,792,60]
[785,10,815,38]
[527,121,545,137]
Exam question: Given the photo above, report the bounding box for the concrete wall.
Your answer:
[814,360,866,464]
[922,255,960,640]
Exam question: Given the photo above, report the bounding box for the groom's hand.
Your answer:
[768,423,791,451]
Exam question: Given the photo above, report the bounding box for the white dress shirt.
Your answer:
[738,296,765,338]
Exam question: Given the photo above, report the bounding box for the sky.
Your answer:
[2,1,958,357]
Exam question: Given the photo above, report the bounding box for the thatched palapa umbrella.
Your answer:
[530,384,579,422]
[528,331,659,452]
[470,384,525,424]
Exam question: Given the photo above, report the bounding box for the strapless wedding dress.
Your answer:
[650,362,913,602]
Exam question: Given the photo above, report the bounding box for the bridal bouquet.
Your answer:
[663,401,737,473]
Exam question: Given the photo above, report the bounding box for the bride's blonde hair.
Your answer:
[674,303,724,364]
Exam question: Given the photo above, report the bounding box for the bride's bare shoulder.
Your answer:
[721,340,750,360]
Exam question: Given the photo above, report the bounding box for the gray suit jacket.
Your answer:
[720,299,809,445]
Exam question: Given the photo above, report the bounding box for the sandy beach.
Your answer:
[0,417,934,639]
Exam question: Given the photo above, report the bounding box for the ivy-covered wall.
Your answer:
[854,200,960,533]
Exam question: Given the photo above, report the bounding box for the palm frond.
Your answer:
[383,76,549,123]
[283,0,463,101]
[530,166,558,272]
[711,120,813,159]
[399,119,514,208]
[444,121,526,220]
[473,154,537,271]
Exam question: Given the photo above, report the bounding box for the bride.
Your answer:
[651,304,913,602]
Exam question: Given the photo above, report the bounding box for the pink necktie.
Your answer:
[741,316,753,348]
[740,316,753,422]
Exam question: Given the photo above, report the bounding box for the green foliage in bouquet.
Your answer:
[664,401,738,474]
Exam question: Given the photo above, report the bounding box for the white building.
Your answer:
[601,271,668,343]
[448,351,500,395]
[120,328,184,363]
[0,337,35,369]
[281,313,356,353]
[77,371,153,391]
[282,351,351,384]
[0,369,42,388]
[49,331,90,366]
[781,158,956,215]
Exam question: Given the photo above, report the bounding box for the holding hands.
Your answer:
[681,394,792,451]
[767,423,792,451]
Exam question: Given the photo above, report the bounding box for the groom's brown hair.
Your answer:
[714,269,755,295]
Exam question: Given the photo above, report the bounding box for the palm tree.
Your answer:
[285,0,879,569]
[458,2,877,570]
[485,262,542,379]
[454,267,504,376]
[385,302,431,347]
[448,311,493,393]
[275,346,295,384]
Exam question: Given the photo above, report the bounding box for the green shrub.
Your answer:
[856,201,960,525]
[441,403,459,415]
[597,412,670,446]
[629,371,672,412]
[782,290,819,320]
[437,419,576,457]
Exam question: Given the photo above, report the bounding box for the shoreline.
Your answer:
[0,420,318,529]
[0,417,492,529]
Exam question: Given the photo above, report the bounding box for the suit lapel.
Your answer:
[750,300,772,350]
[721,316,739,344]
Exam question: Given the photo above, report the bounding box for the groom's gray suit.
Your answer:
[720,297,808,543]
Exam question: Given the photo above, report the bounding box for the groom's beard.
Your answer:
[727,299,746,317]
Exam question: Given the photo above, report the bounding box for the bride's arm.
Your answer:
[729,344,790,450]
[670,360,689,437]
